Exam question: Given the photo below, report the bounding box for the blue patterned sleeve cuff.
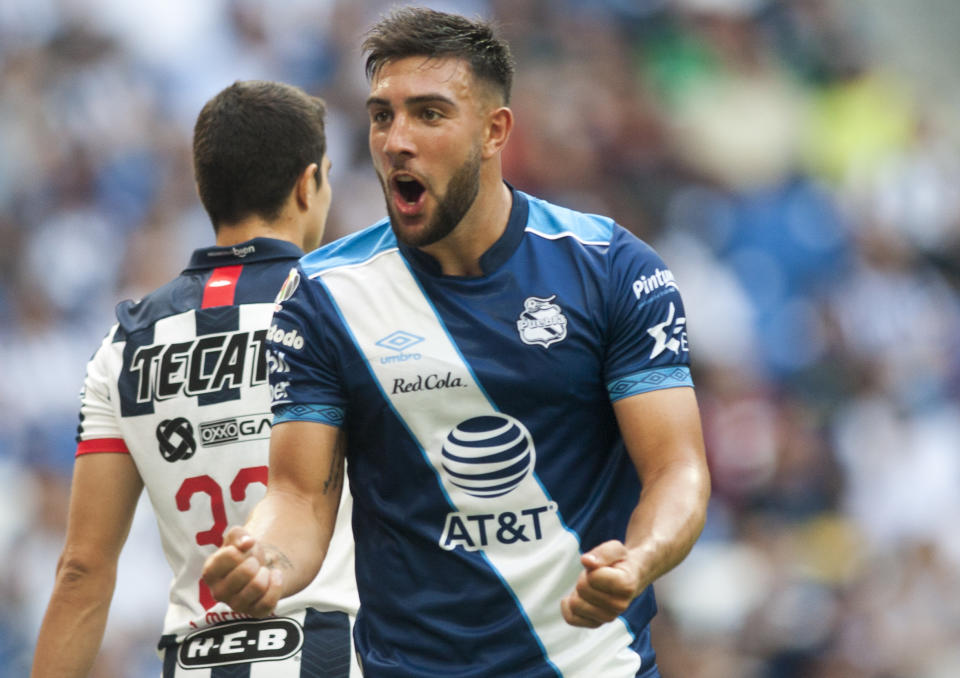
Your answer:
[607,366,693,402]
[273,403,346,427]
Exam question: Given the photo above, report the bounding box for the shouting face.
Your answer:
[367,56,490,248]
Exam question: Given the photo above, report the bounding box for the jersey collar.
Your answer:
[183,237,304,271]
[398,183,530,277]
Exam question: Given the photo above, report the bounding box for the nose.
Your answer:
[382,112,416,160]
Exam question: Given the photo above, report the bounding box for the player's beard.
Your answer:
[385,146,481,249]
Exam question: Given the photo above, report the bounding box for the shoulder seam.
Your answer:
[307,246,401,279]
[524,226,610,247]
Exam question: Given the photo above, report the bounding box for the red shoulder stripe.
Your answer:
[76,438,130,456]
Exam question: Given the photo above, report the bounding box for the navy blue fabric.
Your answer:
[210,663,251,678]
[196,305,241,407]
[300,609,351,678]
[160,634,177,678]
[112,238,300,418]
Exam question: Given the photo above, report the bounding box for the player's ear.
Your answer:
[482,106,513,160]
[295,162,319,211]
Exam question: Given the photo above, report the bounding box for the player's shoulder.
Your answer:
[299,219,397,278]
[518,190,664,268]
[115,239,300,338]
[520,190,618,246]
[114,273,203,340]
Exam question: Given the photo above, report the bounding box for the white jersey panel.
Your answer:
[79,302,358,642]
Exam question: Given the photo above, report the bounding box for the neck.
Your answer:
[215,216,303,250]
[420,178,512,277]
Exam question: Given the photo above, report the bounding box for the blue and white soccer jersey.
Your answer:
[74,238,360,677]
[269,189,693,677]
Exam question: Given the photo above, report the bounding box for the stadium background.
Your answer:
[2,0,959,676]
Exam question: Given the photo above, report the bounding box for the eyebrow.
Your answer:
[365,94,457,109]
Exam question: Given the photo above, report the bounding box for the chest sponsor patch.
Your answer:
[130,329,269,403]
[177,617,303,669]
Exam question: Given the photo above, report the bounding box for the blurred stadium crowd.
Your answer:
[2,0,959,676]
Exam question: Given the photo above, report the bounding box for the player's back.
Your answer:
[75,238,357,657]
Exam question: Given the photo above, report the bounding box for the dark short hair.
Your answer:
[362,7,514,105]
[193,80,326,230]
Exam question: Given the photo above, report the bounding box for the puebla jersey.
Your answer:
[75,238,359,650]
[269,189,693,678]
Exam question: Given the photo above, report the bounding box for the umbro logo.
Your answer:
[376,331,424,365]
[376,331,424,352]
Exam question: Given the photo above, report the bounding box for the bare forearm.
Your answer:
[32,454,140,677]
[562,389,709,628]
[243,488,335,597]
[624,459,710,592]
[204,421,345,614]
[31,563,116,678]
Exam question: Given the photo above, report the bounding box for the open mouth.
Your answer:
[394,175,426,205]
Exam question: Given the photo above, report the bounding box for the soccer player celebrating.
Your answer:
[204,9,710,677]
[32,81,359,678]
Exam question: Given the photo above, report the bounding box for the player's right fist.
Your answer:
[202,526,284,617]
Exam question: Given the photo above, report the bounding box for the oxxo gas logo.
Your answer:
[178,618,303,669]
[438,414,556,552]
[198,414,272,447]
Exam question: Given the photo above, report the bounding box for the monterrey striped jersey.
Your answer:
[74,238,358,673]
[268,188,694,677]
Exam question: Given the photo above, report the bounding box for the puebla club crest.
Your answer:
[516,295,567,348]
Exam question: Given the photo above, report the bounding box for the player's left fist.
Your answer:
[560,540,641,628]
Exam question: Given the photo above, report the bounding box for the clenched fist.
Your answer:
[202,526,285,617]
[560,540,644,628]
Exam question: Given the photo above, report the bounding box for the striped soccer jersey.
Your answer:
[75,238,359,676]
[268,188,692,677]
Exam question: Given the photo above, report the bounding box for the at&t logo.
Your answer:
[440,414,534,498]
[438,414,554,552]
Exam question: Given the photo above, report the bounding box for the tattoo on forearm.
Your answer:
[322,434,346,496]
[262,544,294,571]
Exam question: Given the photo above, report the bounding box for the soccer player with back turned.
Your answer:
[32,80,359,678]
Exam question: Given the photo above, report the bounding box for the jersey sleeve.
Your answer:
[268,266,346,427]
[603,227,694,402]
[76,326,130,456]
